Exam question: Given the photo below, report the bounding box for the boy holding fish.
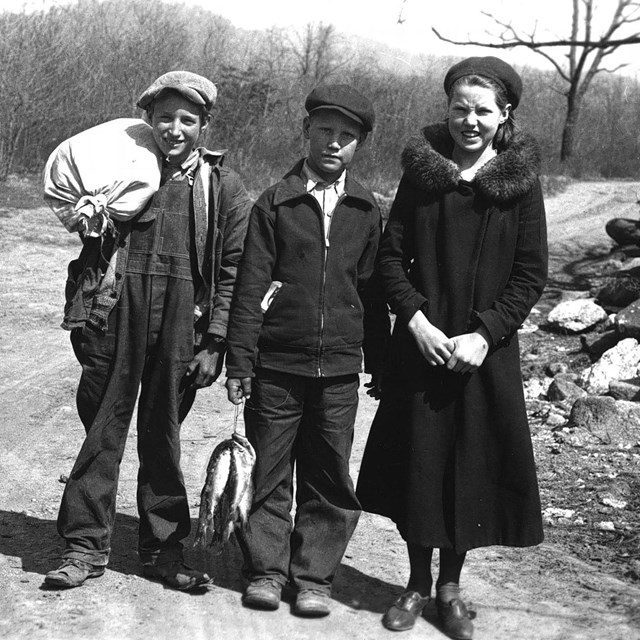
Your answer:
[225,84,384,617]
[44,71,251,591]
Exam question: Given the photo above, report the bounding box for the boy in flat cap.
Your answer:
[225,84,383,617]
[45,71,251,591]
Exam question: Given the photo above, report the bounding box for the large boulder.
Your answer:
[547,299,608,333]
[580,337,640,394]
[567,395,640,446]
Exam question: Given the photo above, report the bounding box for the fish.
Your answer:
[194,431,256,549]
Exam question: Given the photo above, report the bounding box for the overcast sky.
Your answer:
[3,0,639,74]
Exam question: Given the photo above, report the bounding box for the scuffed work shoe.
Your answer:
[242,577,282,610]
[142,560,210,591]
[436,597,475,640]
[382,591,431,631]
[293,589,331,617]
[44,559,105,589]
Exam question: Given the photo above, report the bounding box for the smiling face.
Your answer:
[448,83,510,164]
[149,91,209,165]
[303,110,364,182]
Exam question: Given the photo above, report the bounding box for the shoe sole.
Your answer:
[143,573,209,592]
[293,607,330,618]
[242,596,280,611]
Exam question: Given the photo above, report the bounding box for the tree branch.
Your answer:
[431,27,640,48]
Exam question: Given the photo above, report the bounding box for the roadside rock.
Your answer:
[524,376,551,401]
[580,337,640,394]
[547,298,608,333]
[615,298,640,339]
[579,331,620,361]
[547,375,587,403]
[618,256,640,274]
[566,395,640,445]
[609,377,640,401]
[545,362,569,376]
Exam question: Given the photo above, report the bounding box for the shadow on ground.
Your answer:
[0,509,400,614]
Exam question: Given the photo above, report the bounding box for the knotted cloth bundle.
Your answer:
[43,118,162,235]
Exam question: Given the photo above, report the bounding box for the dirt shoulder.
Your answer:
[1,177,639,640]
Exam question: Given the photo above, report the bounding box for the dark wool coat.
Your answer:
[356,124,548,552]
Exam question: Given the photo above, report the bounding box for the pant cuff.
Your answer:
[139,544,184,566]
[62,548,110,567]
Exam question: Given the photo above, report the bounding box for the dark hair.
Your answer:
[448,75,517,152]
[145,89,209,123]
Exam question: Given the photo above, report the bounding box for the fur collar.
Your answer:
[401,123,541,205]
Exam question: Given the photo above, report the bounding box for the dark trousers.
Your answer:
[57,273,195,566]
[239,369,361,593]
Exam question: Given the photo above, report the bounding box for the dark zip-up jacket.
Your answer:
[225,159,382,379]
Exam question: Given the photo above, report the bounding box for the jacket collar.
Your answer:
[401,123,541,205]
[272,159,376,208]
[198,146,226,166]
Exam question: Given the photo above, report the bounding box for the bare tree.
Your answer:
[285,22,348,84]
[432,0,640,164]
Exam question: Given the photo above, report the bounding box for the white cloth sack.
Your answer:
[43,118,162,233]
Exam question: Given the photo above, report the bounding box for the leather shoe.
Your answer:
[436,597,475,640]
[242,578,282,610]
[293,589,331,617]
[382,591,431,631]
[142,560,210,591]
[44,559,105,589]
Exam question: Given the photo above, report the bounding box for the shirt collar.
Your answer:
[161,149,200,184]
[302,159,346,194]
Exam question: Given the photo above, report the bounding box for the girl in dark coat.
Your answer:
[356,57,548,639]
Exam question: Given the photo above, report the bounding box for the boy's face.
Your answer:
[303,110,365,182]
[149,92,209,165]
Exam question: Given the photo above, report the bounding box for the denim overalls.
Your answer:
[58,177,199,567]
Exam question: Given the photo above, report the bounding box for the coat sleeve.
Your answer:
[376,175,429,327]
[225,196,277,378]
[475,178,548,344]
[207,167,252,338]
[358,206,390,374]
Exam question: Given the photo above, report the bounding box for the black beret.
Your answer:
[444,56,523,109]
[137,71,217,111]
[305,84,375,132]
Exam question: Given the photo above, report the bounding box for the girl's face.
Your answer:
[448,84,510,160]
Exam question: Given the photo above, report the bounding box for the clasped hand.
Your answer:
[408,310,489,374]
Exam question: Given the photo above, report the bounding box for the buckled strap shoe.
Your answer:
[293,588,331,617]
[382,591,431,631]
[436,597,475,640]
[142,560,210,591]
[242,578,283,610]
[44,559,105,589]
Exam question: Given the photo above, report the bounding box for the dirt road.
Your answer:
[1,178,640,640]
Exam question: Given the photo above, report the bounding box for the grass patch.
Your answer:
[0,175,46,210]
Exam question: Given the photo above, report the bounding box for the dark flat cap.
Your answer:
[137,71,217,111]
[305,84,375,132]
[444,56,523,109]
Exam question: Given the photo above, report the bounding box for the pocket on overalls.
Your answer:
[158,211,190,258]
[129,219,156,254]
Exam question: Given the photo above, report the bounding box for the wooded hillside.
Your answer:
[1,0,639,192]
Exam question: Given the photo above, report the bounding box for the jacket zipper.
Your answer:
[317,193,347,376]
